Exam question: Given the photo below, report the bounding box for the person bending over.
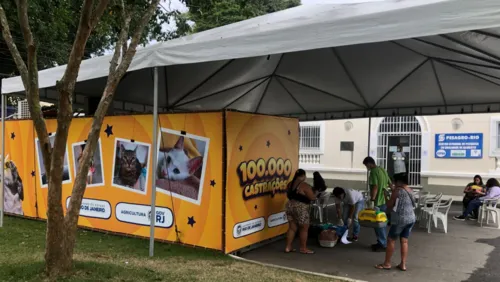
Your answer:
[332,187,365,241]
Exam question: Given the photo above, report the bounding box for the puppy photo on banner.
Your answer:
[35,134,72,187]
[2,155,24,216]
[71,139,105,188]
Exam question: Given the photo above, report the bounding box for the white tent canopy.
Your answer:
[3,0,500,120]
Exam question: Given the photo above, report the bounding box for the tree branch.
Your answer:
[109,0,131,75]
[58,0,95,91]
[65,0,161,227]
[1,2,52,174]
[115,0,161,77]
[90,0,110,29]
[52,0,110,195]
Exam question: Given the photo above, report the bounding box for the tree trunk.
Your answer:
[0,0,160,278]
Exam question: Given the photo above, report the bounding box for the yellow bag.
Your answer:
[470,185,483,191]
[358,209,388,228]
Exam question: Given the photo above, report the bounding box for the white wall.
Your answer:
[301,113,500,189]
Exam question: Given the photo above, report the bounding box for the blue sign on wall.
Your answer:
[434,133,483,159]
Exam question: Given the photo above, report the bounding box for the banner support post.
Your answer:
[366,116,371,192]
[149,67,159,256]
[0,80,4,228]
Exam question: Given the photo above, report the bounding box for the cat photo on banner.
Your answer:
[112,138,150,194]
[35,134,72,187]
[156,128,210,205]
[71,140,105,187]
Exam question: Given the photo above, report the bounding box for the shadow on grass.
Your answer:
[0,216,226,261]
[0,216,226,281]
[75,229,226,261]
[0,259,201,282]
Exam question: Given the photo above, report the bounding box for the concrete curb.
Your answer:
[227,254,367,282]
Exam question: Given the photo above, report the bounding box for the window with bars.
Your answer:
[17,100,30,119]
[299,123,323,151]
[497,122,500,149]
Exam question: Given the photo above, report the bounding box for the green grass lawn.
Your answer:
[0,216,339,282]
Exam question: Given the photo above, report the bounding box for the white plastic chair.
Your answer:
[432,198,453,233]
[419,200,439,233]
[415,191,430,221]
[478,198,500,228]
[418,193,442,223]
[311,192,335,223]
[415,190,429,203]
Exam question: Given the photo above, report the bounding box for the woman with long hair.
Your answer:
[462,175,485,218]
[285,169,316,254]
[376,173,416,271]
[313,171,327,193]
[455,178,500,221]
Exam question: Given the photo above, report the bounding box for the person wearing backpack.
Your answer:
[375,173,416,272]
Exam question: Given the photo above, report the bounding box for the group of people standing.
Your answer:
[284,156,416,271]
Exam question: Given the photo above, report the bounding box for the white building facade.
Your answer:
[299,113,500,196]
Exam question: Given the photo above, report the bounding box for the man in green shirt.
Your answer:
[363,156,392,252]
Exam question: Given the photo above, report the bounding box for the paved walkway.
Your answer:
[241,206,500,282]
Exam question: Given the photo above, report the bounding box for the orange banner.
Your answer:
[224,112,299,253]
[34,113,223,250]
[1,120,37,218]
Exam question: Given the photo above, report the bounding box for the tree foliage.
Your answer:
[178,0,300,34]
[0,0,177,76]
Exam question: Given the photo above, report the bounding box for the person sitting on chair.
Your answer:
[462,175,485,218]
[454,178,500,221]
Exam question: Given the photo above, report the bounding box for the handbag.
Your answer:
[390,188,415,225]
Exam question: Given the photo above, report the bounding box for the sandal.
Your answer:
[284,248,296,253]
[375,264,391,270]
[397,264,407,271]
[300,249,315,254]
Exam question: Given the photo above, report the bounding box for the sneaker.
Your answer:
[371,243,386,252]
[453,215,466,221]
[352,235,358,242]
[469,216,478,221]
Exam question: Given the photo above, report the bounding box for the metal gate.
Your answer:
[376,116,422,187]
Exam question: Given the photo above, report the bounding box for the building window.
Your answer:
[299,121,324,152]
[489,117,500,157]
[497,123,500,149]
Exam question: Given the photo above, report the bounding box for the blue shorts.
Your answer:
[388,222,414,240]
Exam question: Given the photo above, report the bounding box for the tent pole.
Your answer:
[149,67,159,256]
[366,116,372,192]
[0,88,5,228]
